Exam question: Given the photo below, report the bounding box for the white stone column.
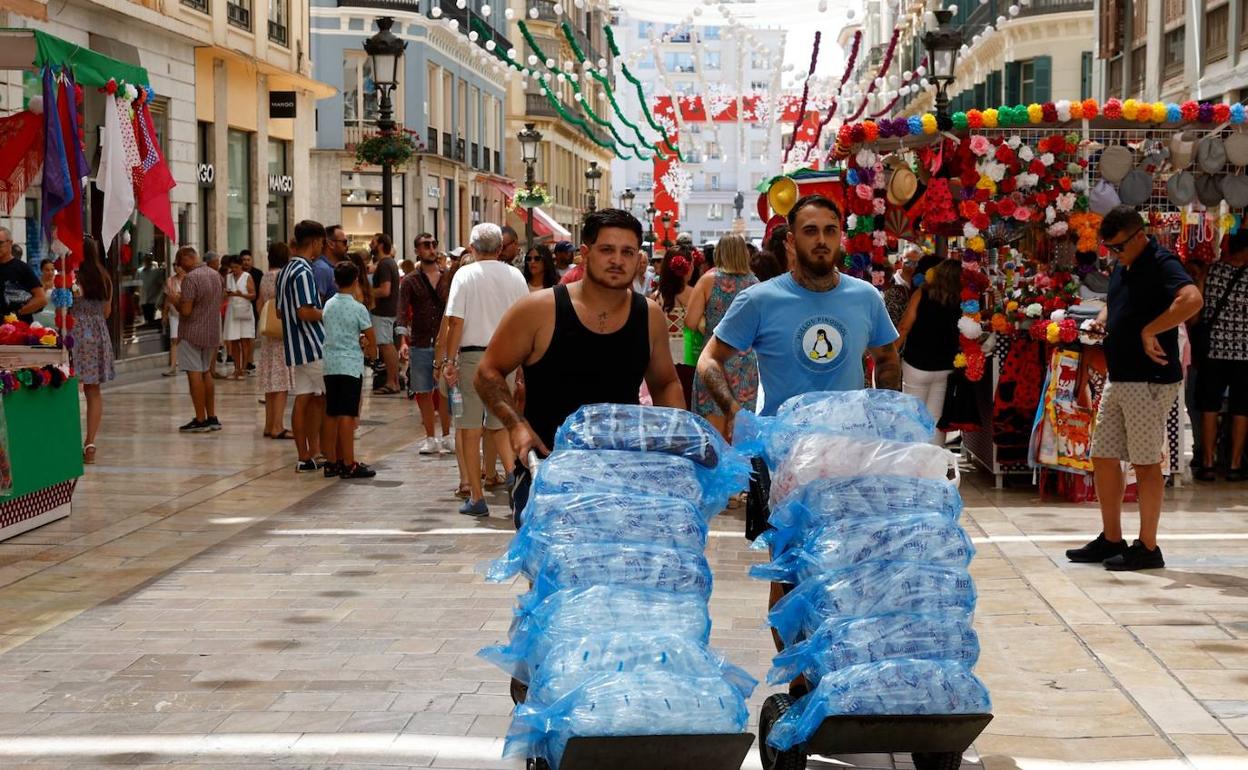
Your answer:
[212,57,229,252]
[254,74,270,253]
[292,89,314,223]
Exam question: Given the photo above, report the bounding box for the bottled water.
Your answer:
[528,542,714,602]
[766,659,992,751]
[751,514,975,583]
[483,493,708,582]
[768,561,977,646]
[769,434,959,505]
[531,450,739,518]
[505,672,749,769]
[449,385,464,419]
[768,611,980,685]
[765,476,963,542]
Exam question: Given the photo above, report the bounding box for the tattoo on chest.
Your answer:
[597,311,609,332]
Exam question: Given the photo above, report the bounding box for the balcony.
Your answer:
[961,0,1092,39]
[442,131,453,159]
[455,137,466,163]
[525,0,560,23]
[336,0,421,10]
[181,0,208,12]
[344,124,374,148]
[470,142,479,169]
[226,0,251,30]
[526,92,558,118]
[268,19,288,46]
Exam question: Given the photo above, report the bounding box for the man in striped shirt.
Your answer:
[277,220,329,472]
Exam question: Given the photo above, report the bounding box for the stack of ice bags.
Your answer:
[735,391,991,751]
[479,405,754,769]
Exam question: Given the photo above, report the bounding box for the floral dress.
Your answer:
[258,270,293,394]
[70,297,115,386]
[692,271,759,416]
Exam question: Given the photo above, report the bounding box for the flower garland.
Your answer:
[783,30,822,164]
[604,25,682,160]
[0,363,71,395]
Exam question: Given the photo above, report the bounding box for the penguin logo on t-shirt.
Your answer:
[796,318,846,371]
[809,329,835,360]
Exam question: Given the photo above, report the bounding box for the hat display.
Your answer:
[1089,179,1122,215]
[886,165,919,207]
[1196,174,1225,207]
[1197,136,1228,174]
[1222,174,1248,208]
[1099,145,1133,183]
[767,176,799,217]
[1166,170,1196,207]
[1118,168,1153,206]
[1169,133,1196,170]
[1225,131,1248,167]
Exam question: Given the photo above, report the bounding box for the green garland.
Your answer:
[604,26,682,161]
[560,21,658,161]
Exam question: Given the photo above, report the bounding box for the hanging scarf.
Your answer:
[0,111,44,214]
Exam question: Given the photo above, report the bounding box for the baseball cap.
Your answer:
[449,246,467,258]
[553,240,575,253]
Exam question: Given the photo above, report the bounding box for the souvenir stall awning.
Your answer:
[0,28,149,88]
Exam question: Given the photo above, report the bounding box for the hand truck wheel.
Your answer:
[758,693,808,770]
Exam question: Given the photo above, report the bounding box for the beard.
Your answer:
[418,254,438,264]
[796,246,838,278]
[585,260,634,290]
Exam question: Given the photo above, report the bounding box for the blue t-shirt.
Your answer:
[322,292,374,377]
[713,272,899,415]
[311,255,336,301]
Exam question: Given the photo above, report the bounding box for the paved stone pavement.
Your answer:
[0,372,1246,769]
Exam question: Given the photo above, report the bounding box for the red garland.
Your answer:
[847,28,901,123]
[783,30,822,164]
[804,29,861,162]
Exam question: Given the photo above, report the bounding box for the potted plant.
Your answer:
[353,129,425,170]
[513,185,551,210]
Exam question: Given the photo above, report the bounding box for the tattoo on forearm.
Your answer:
[477,370,523,430]
[701,361,738,414]
[875,356,902,391]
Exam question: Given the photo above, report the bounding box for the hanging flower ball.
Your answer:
[954,352,968,369]
[992,313,1011,334]
[1102,98,1122,120]
[921,113,938,134]
[979,108,997,128]
[1180,100,1199,121]
[953,111,968,130]
[1233,103,1247,124]
[1198,102,1215,122]
[104,78,118,95]
[907,115,923,135]
[1166,103,1183,123]
[1214,103,1232,123]
[1069,100,1083,120]
[1081,98,1099,119]
[1122,98,1139,121]
[958,316,982,339]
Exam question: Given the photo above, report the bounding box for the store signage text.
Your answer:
[197,163,215,188]
[269,91,297,119]
[269,174,294,197]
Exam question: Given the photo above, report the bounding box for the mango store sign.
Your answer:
[269,174,294,197]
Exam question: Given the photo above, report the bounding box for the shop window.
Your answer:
[341,172,405,254]
[268,0,288,46]
[1162,26,1185,79]
[266,138,291,247]
[1205,3,1228,62]
[227,129,253,254]
[227,0,251,30]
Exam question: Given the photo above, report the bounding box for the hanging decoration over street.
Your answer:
[803,29,861,163]
[783,30,821,164]
[605,25,682,160]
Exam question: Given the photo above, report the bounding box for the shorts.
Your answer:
[292,359,326,396]
[407,346,435,394]
[1090,380,1181,466]
[324,374,363,417]
[1194,358,1248,415]
[179,342,213,373]
[454,349,510,430]
[371,314,396,346]
[169,314,179,339]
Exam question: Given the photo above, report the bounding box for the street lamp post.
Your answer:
[363,16,407,240]
[644,202,657,255]
[517,122,543,251]
[922,9,961,257]
[660,212,672,250]
[584,161,603,213]
[620,188,635,213]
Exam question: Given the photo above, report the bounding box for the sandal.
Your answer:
[373,385,401,395]
[484,475,506,488]
[83,444,96,464]
[272,429,294,440]
[455,483,471,499]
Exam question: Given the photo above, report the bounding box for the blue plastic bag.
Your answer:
[768,611,980,685]
[767,434,960,505]
[768,561,977,646]
[478,586,712,683]
[751,514,975,583]
[555,404,750,477]
[505,672,750,769]
[531,450,741,518]
[527,632,757,705]
[766,659,992,750]
[483,493,708,582]
[735,390,936,465]
[758,477,963,555]
[528,542,714,602]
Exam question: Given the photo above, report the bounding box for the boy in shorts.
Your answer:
[322,261,379,479]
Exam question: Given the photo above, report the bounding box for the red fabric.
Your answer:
[134,104,176,238]
[52,80,84,269]
[0,111,43,215]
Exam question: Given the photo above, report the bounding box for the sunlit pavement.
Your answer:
[0,371,1246,769]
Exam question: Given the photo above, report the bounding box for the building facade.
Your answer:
[1095,0,1248,103]
[310,0,511,255]
[608,12,785,246]
[1,0,328,368]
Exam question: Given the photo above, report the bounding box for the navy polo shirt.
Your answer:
[1104,237,1193,384]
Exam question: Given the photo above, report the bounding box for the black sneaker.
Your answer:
[205,416,222,431]
[1104,540,1165,571]
[296,459,318,473]
[179,418,211,433]
[323,462,343,478]
[1066,533,1129,563]
[342,462,377,479]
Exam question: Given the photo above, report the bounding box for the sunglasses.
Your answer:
[526,254,543,261]
[419,241,438,248]
[1102,227,1141,254]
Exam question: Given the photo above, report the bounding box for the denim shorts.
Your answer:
[407,346,435,394]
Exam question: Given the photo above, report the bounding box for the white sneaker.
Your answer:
[418,437,439,455]
[440,435,455,454]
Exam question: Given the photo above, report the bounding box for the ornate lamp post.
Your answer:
[584,161,603,213]
[620,187,635,213]
[923,9,962,122]
[644,202,657,254]
[517,122,543,251]
[363,16,407,239]
[660,212,673,249]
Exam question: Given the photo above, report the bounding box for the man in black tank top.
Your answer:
[474,209,686,523]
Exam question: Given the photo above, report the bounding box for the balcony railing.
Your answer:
[470,142,479,168]
[181,0,208,12]
[525,0,560,22]
[336,0,421,10]
[526,92,558,118]
[344,124,374,148]
[961,0,1092,41]
[494,150,502,174]
[268,20,288,46]
[442,131,453,159]
[455,137,466,163]
[427,126,438,153]
[226,0,251,30]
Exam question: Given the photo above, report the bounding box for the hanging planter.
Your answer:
[353,129,425,170]
[513,185,551,210]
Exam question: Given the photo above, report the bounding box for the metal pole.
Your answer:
[378,84,395,239]
[524,160,536,252]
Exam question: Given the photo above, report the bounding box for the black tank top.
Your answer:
[902,289,963,372]
[524,285,651,450]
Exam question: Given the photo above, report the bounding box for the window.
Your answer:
[343,53,380,126]
[1242,0,1248,43]
[266,139,290,246]
[703,26,721,40]
[268,0,288,45]
[1020,60,1036,104]
[750,80,769,91]
[638,171,653,189]
[226,0,251,30]
[181,0,208,12]
[1130,45,1147,95]
[638,57,656,70]
[708,173,720,190]
[672,80,695,96]
[750,140,766,158]
[226,129,252,254]
[705,141,721,160]
[340,172,404,253]
[751,52,768,69]
[638,21,654,37]
[1080,52,1092,100]
[1162,26,1184,78]
[1005,57,1050,104]
[1206,3,1229,62]
[704,51,722,71]
[707,203,724,220]
[663,52,696,73]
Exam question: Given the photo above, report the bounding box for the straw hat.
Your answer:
[886,165,920,207]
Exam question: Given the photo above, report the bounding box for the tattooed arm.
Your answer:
[697,335,746,436]
[870,342,902,391]
[474,293,550,462]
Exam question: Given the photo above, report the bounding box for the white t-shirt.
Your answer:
[445,259,529,347]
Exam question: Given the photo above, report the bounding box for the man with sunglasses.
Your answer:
[1067,205,1204,571]
[314,225,349,302]
[398,233,453,454]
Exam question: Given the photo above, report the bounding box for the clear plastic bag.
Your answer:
[505,672,750,769]
[555,404,749,477]
[768,561,977,646]
[483,493,708,582]
[528,542,714,602]
[768,611,980,685]
[528,632,757,705]
[766,659,992,750]
[751,514,975,583]
[478,586,712,683]
[735,390,936,465]
[769,435,959,505]
[531,450,740,518]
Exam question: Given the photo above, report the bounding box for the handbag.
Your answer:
[938,369,983,433]
[1191,265,1247,362]
[259,298,283,339]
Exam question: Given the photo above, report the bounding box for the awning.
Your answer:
[0,28,149,88]
[515,206,571,240]
[486,178,517,198]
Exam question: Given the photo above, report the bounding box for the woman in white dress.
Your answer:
[222,254,256,379]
